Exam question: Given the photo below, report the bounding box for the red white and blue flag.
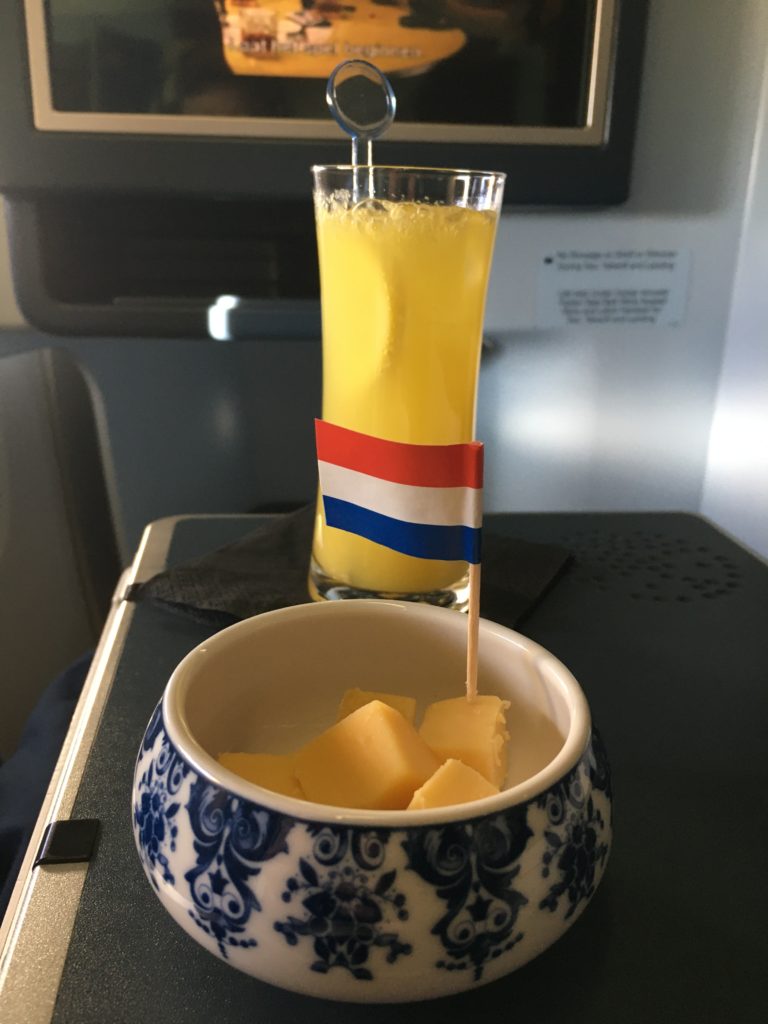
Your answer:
[315,419,483,563]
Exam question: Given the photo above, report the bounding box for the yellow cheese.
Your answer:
[218,752,304,800]
[408,758,500,810]
[419,695,510,787]
[295,700,440,810]
[336,687,417,724]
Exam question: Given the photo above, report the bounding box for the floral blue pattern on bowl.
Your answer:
[134,716,611,1000]
[132,601,612,1002]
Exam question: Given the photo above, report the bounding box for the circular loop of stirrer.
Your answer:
[326,59,396,162]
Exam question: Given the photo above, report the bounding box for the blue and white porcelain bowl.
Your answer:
[133,600,611,1002]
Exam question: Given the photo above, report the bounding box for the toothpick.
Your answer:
[466,561,481,701]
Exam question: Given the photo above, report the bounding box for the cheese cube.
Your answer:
[336,687,417,724]
[218,752,304,800]
[408,759,500,810]
[295,700,440,810]
[419,695,510,787]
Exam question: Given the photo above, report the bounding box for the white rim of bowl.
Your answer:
[161,601,592,828]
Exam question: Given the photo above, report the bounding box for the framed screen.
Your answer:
[0,1,648,336]
[29,0,614,145]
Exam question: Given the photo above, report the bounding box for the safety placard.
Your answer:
[536,249,691,327]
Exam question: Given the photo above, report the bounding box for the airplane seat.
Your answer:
[0,346,121,918]
[0,346,121,759]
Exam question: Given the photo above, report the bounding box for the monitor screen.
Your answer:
[31,0,611,144]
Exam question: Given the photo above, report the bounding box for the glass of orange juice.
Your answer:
[308,164,505,608]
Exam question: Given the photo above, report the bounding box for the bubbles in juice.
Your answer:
[313,197,497,594]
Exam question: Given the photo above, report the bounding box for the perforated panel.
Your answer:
[559,525,743,602]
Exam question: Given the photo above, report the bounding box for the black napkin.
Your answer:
[126,505,571,629]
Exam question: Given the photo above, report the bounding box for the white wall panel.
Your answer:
[480,0,768,522]
[702,57,768,559]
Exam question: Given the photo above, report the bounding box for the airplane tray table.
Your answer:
[1,513,766,1024]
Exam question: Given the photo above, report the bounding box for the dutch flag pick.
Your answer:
[315,419,483,563]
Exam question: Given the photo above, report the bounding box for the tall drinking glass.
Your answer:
[308,164,505,608]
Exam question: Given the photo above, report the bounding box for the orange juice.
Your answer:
[311,197,498,595]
